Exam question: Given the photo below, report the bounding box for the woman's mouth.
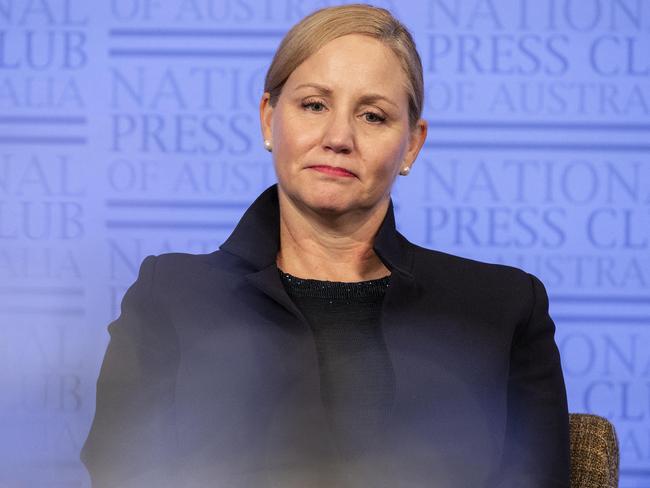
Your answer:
[308,165,356,178]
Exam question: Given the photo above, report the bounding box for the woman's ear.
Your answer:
[403,118,428,173]
[259,92,274,142]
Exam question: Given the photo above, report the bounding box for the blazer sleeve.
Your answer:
[495,273,570,488]
[81,255,180,488]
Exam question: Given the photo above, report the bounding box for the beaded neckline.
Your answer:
[278,269,391,299]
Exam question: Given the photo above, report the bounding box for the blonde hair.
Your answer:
[264,4,424,128]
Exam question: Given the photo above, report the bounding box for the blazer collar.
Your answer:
[219,184,414,281]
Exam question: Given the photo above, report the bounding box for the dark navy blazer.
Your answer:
[81,185,569,488]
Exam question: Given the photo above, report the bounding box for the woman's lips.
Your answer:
[308,165,356,177]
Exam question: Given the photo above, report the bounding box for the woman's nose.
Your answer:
[322,111,355,154]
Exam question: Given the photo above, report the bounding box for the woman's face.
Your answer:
[260,34,427,217]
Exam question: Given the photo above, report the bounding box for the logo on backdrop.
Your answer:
[418,0,650,474]
[0,0,90,471]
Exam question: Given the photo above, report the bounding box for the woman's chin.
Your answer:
[306,197,355,216]
[280,183,374,217]
[298,191,360,216]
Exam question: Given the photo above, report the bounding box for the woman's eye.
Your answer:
[303,101,325,112]
[364,112,386,123]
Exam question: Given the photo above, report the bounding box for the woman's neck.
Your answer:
[276,192,391,282]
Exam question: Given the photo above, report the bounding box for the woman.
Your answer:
[82,4,569,488]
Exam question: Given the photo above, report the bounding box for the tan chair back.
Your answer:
[569,413,619,488]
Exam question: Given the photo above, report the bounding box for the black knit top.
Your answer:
[278,269,396,458]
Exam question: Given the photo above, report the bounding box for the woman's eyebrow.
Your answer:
[294,83,332,95]
[358,94,398,109]
[294,83,398,109]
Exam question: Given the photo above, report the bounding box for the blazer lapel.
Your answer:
[245,264,308,323]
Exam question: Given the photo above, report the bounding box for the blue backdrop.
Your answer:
[1,0,648,486]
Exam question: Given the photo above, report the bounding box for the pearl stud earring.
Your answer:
[264,140,272,152]
[399,166,411,176]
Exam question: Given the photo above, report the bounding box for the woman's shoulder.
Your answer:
[406,241,541,305]
[146,249,251,275]
[132,250,253,300]
[409,241,529,281]
[406,243,552,335]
